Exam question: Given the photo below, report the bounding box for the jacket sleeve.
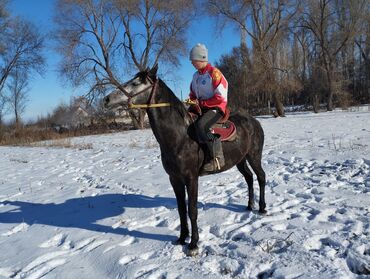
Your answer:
[189,83,197,100]
[199,93,225,108]
[189,91,197,101]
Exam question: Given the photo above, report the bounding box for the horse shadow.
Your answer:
[0,193,246,242]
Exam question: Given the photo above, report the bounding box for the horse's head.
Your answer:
[104,64,158,110]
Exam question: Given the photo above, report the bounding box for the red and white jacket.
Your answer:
[189,63,228,115]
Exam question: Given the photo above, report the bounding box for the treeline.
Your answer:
[210,0,370,115]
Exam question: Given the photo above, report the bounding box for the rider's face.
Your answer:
[191,60,208,70]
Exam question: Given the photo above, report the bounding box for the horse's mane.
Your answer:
[158,78,191,123]
[133,68,192,124]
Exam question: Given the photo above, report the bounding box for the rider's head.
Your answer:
[190,43,208,70]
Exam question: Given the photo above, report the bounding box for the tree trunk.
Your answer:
[15,107,20,127]
[313,93,319,113]
[273,91,285,117]
[240,34,249,111]
[128,109,146,129]
[138,110,145,129]
[326,71,334,111]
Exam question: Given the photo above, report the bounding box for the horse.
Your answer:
[103,65,266,256]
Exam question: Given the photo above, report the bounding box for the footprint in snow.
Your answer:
[119,236,136,247]
[346,244,370,275]
[15,251,69,279]
[39,233,67,248]
[133,263,163,279]
[119,255,136,265]
[71,237,98,251]
[2,222,29,236]
[306,207,337,223]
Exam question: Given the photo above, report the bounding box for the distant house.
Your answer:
[70,104,91,127]
[51,97,93,131]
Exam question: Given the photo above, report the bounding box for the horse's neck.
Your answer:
[147,81,191,147]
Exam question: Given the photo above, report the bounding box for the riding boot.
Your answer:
[214,138,225,168]
[203,137,225,172]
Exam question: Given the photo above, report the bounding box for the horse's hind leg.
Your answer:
[247,154,266,214]
[237,160,254,210]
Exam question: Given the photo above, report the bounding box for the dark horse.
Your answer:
[104,65,266,256]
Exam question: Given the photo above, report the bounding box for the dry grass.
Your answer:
[31,138,93,150]
[0,127,62,146]
[127,138,159,149]
[0,126,96,148]
[0,122,135,148]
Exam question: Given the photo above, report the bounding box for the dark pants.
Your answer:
[195,110,223,143]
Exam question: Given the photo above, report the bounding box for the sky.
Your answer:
[7,0,241,122]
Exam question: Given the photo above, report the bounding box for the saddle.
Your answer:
[189,107,237,142]
[211,120,237,142]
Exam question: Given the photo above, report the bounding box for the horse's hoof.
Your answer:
[259,209,267,215]
[186,246,199,257]
[173,238,187,246]
[246,205,253,211]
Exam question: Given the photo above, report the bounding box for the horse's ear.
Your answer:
[149,63,158,78]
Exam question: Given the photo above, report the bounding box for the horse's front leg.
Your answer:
[169,175,189,245]
[185,176,199,256]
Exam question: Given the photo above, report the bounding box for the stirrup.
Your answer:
[203,158,222,172]
[203,160,216,172]
[215,158,221,170]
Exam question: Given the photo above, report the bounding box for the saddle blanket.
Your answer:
[211,120,237,142]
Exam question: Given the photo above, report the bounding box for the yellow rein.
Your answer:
[128,103,171,109]
[128,99,196,109]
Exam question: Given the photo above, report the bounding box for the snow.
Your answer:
[0,109,369,278]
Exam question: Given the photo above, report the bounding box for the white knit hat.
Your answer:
[189,43,208,61]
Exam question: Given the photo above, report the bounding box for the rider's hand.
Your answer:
[184,98,198,105]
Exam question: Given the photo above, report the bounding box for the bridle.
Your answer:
[126,76,170,109]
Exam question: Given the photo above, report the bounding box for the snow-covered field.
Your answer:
[0,109,369,279]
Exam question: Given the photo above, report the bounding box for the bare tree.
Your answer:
[0,0,9,37]
[0,17,45,98]
[208,0,298,117]
[216,46,265,113]
[299,0,367,111]
[0,3,45,124]
[0,0,10,122]
[0,95,7,125]
[54,0,195,129]
[0,0,9,33]
[6,68,29,126]
[354,5,370,103]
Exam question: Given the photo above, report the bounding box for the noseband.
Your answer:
[126,76,170,109]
